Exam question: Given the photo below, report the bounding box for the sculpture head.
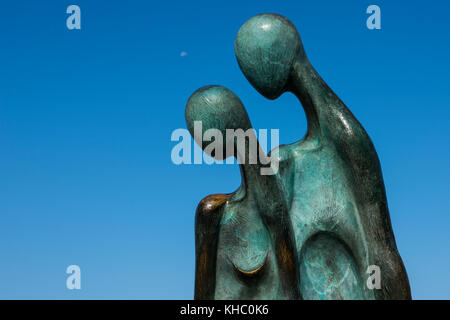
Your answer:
[235,13,306,100]
[185,85,252,160]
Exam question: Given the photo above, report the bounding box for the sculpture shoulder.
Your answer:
[268,143,294,168]
[322,101,377,156]
[197,193,228,213]
[195,193,229,225]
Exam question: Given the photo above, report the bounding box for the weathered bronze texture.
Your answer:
[185,13,411,300]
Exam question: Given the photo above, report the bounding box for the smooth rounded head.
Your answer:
[235,13,305,100]
[185,85,252,160]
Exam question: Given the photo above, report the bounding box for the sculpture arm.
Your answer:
[194,194,228,300]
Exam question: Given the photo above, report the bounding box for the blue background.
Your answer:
[0,0,449,299]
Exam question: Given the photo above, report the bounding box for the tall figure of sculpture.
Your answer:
[186,13,411,300]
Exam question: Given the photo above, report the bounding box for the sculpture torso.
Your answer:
[214,194,280,299]
[277,136,371,299]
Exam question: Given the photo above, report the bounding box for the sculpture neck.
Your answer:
[235,141,270,200]
[288,57,333,140]
[238,162,261,198]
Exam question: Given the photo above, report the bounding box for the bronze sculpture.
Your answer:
[185,13,411,300]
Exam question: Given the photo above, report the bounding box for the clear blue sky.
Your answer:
[0,0,449,299]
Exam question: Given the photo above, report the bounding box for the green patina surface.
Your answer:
[185,14,411,300]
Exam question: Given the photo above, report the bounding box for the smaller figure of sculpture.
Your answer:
[186,86,300,299]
